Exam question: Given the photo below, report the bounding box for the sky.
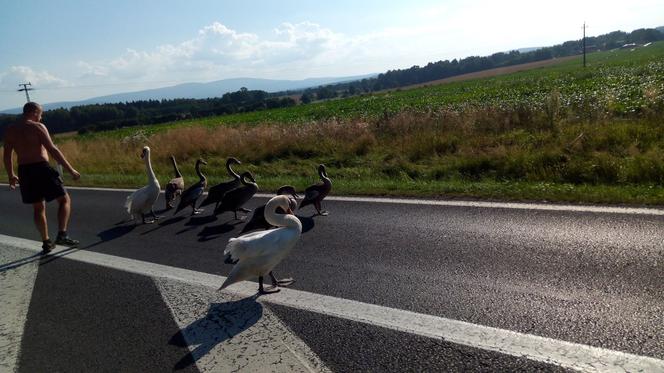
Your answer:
[1,0,663,110]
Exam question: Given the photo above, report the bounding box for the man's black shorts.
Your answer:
[18,161,67,204]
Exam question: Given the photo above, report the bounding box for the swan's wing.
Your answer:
[126,186,150,213]
[201,179,241,206]
[224,229,285,261]
[213,179,242,196]
[218,184,256,212]
[303,185,320,201]
[180,182,205,205]
[167,177,184,190]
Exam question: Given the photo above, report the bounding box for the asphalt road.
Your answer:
[1,187,663,371]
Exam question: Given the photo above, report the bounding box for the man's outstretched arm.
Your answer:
[37,123,80,180]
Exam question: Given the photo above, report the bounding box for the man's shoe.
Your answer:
[55,235,79,247]
[42,239,55,254]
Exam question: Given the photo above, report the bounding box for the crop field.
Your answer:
[4,41,664,204]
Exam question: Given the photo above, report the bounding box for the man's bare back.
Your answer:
[5,119,51,165]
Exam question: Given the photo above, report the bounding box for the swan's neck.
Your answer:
[227,162,240,179]
[195,162,206,182]
[171,158,182,178]
[241,177,256,188]
[320,170,331,184]
[267,213,302,232]
[145,154,157,184]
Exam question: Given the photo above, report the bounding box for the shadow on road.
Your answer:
[140,216,186,235]
[97,224,136,241]
[297,215,315,234]
[0,223,137,272]
[185,215,218,227]
[0,251,44,272]
[169,295,262,370]
[197,220,242,242]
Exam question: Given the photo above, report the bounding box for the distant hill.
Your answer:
[1,75,375,114]
[657,26,664,33]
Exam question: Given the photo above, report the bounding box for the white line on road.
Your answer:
[0,245,40,373]
[2,233,662,372]
[4,184,663,216]
[156,278,330,372]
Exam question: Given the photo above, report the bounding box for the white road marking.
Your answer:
[0,245,40,373]
[3,183,662,216]
[2,233,662,372]
[156,277,330,372]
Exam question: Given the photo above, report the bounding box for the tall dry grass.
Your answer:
[4,104,664,189]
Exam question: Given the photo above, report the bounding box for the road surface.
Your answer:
[1,187,663,372]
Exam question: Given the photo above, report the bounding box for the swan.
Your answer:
[199,157,242,210]
[219,195,302,294]
[164,155,184,210]
[299,164,332,216]
[213,171,258,220]
[240,185,298,234]
[124,146,161,224]
[174,158,207,216]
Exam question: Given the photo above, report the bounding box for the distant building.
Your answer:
[621,43,637,49]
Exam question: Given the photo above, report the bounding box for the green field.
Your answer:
[7,42,664,205]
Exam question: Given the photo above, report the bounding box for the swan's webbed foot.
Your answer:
[276,278,295,286]
[258,276,280,294]
[269,272,295,287]
[318,210,329,216]
[259,285,281,294]
[191,208,204,216]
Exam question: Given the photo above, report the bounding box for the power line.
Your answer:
[582,22,588,68]
[18,82,34,102]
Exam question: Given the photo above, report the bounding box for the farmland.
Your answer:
[5,42,664,205]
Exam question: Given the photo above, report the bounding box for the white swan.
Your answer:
[219,195,302,294]
[124,146,161,224]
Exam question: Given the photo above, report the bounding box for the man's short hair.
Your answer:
[23,102,42,115]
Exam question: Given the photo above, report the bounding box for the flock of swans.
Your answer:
[124,146,333,293]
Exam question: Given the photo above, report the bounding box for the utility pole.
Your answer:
[18,82,34,102]
[582,22,587,68]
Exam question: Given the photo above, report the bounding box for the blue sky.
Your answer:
[1,0,663,110]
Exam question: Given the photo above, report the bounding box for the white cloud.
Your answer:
[0,66,69,90]
[75,21,356,83]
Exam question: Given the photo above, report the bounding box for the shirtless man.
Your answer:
[3,102,81,253]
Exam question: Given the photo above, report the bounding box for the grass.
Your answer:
[4,42,664,206]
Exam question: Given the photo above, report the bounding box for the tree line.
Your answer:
[0,88,295,137]
[291,27,664,100]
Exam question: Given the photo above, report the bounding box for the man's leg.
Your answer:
[55,194,79,247]
[32,201,49,241]
[57,193,71,232]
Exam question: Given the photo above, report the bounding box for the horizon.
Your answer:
[1,0,663,111]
